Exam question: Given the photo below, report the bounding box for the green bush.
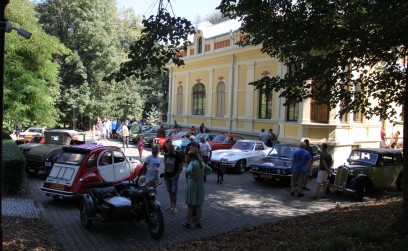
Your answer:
[2,130,12,140]
[324,236,353,251]
[341,222,383,241]
[2,139,26,195]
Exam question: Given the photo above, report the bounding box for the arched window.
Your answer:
[258,79,272,119]
[177,85,183,114]
[197,37,203,54]
[216,82,225,117]
[192,83,205,115]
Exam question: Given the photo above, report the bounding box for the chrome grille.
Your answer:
[334,166,349,186]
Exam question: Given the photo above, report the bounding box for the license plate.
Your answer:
[50,183,65,190]
[260,174,273,179]
[45,161,52,167]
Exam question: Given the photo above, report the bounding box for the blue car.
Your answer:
[172,133,216,153]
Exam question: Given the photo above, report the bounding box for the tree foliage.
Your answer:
[218,0,408,231]
[4,0,68,130]
[219,0,407,120]
[110,1,195,81]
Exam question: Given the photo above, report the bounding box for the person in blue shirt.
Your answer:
[111,119,118,139]
[291,142,312,197]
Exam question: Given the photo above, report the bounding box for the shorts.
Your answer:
[165,176,179,194]
[316,170,329,184]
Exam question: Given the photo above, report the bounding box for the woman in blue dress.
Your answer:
[183,152,212,228]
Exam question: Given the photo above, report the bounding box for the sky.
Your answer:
[116,0,222,22]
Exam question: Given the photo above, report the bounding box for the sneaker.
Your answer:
[303,187,311,191]
[297,193,305,197]
[165,207,172,213]
[172,208,178,215]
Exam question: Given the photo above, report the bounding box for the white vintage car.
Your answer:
[210,140,271,173]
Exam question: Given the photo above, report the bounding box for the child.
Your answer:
[137,135,145,161]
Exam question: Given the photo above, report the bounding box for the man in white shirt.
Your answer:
[122,121,130,151]
[199,136,212,182]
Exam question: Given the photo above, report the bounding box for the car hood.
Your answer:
[27,144,62,156]
[18,143,42,150]
[211,149,250,160]
[172,139,190,147]
[251,157,292,168]
[342,163,374,169]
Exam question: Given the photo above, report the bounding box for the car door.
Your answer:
[97,149,132,182]
[374,154,395,187]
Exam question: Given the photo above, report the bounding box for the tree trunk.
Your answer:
[398,70,408,233]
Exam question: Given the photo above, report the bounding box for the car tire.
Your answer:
[235,160,246,174]
[80,201,92,230]
[355,181,367,201]
[25,165,40,176]
[397,172,404,191]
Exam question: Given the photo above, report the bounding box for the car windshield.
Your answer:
[57,152,86,165]
[213,135,227,143]
[232,141,255,151]
[349,151,378,165]
[28,128,43,133]
[267,145,298,158]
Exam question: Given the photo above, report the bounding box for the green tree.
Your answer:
[217,0,408,231]
[4,0,68,130]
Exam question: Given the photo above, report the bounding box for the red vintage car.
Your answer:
[41,144,143,199]
[152,130,188,150]
[209,133,245,151]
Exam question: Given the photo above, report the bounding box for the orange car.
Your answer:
[209,134,245,151]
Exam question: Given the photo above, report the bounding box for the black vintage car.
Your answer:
[249,143,321,182]
[22,129,86,175]
[329,148,404,200]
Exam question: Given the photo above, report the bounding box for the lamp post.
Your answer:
[1,2,31,250]
[0,2,10,249]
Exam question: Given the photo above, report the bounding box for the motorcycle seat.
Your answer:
[90,186,116,202]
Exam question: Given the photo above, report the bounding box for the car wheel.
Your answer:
[355,181,367,201]
[80,201,92,230]
[25,165,40,176]
[397,172,404,191]
[148,208,164,240]
[235,160,246,174]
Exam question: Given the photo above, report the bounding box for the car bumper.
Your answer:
[40,187,76,198]
[210,161,236,169]
[250,171,291,180]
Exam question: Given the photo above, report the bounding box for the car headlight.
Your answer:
[282,170,286,175]
[136,174,147,187]
[252,166,258,171]
[220,158,228,163]
[147,187,157,198]
[277,169,281,174]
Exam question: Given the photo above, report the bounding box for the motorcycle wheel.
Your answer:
[148,208,164,240]
[80,201,92,230]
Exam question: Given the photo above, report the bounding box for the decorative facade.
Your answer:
[166,20,403,167]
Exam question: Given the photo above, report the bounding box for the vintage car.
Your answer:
[329,148,404,200]
[16,135,45,145]
[172,133,216,154]
[41,144,144,199]
[15,127,46,142]
[208,133,245,151]
[152,130,185,150]
[210,140,270,173]
[249,143,321,182]
[22,129,86,176]
[141,126,160,146]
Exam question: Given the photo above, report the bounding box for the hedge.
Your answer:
[2,139,26,195]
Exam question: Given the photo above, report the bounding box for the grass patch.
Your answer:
[341,222,384,241]
[324,236,353,251]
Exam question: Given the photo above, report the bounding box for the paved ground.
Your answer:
[25,138,357,251]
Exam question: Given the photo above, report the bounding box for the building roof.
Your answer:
[192,18,242,40]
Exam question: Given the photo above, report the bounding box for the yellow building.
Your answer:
[166,20,403,166]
